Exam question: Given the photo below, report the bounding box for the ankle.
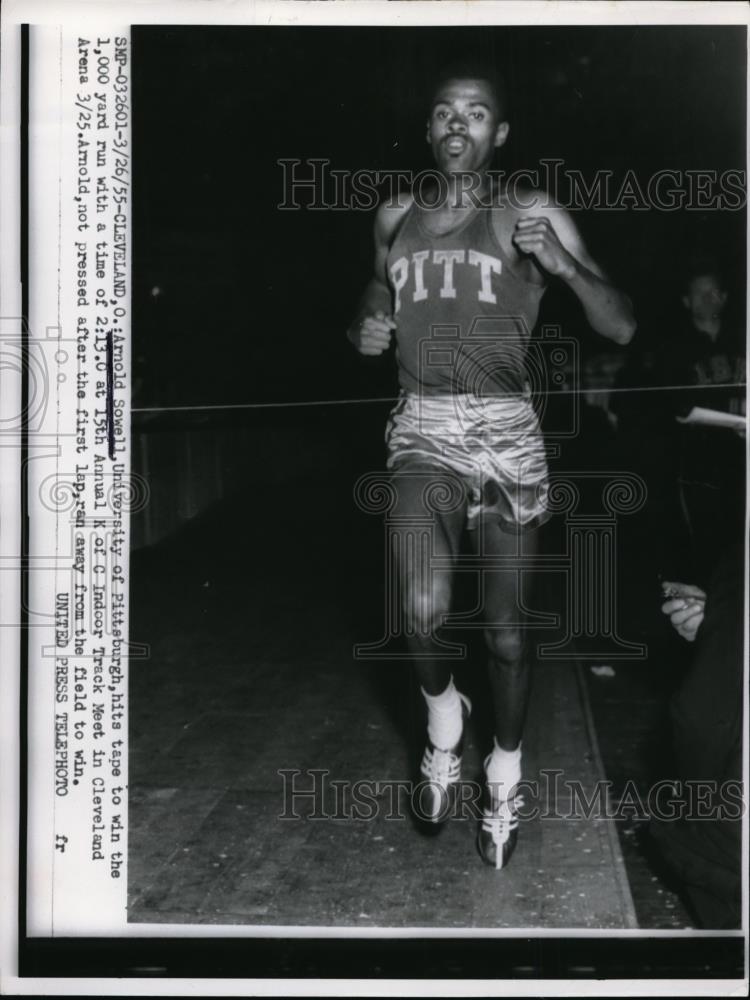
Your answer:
[486,739,522,796]
[422,677,464,751]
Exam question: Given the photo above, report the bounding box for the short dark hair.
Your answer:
[682,258,727,295]
[431,59,508,121]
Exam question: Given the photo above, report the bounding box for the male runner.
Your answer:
[347,63,636,869]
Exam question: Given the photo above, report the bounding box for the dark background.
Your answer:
[131,25,746,408]
[123,25,746,951]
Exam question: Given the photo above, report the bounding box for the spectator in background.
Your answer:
[646,262,745,925]
[650,543,744,929]
[664,264,746,585]
[613,263,745,588]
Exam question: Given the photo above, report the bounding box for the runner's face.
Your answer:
[427,78,509,176]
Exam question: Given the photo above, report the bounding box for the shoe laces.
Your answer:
[481,794,524,847]
[421,745,461,785]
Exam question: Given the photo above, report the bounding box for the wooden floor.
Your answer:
[128,484,640,929]
[128,655,637,928]
[583,658,695,928]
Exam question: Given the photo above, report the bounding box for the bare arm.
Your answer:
[345,278,392,347]
[513,203,637,346]
[347,198,411,354]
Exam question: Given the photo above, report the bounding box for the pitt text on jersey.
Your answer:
[389,249,503,313]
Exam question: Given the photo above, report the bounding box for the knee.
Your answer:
[484,626,524,667]
[402,580,451,636]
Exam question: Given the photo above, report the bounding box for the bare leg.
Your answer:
[468,521,538,750]
[390,465,466,695]
[470,519,537,867]
[389,465,470,823]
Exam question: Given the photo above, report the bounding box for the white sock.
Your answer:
[486,739,522,801]
[422,677,463,751]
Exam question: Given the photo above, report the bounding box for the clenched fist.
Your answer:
[513,216,577,280]
[349,310,397,356]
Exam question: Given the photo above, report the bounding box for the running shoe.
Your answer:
[477,757,524,870]
[417,691,472,824]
